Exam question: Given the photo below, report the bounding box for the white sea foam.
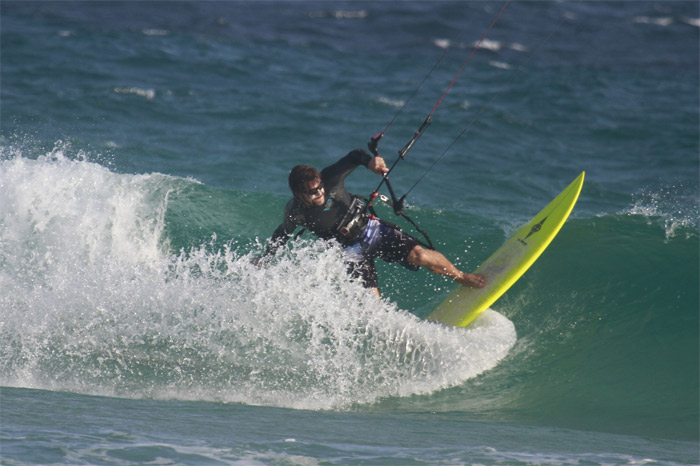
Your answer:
[432,38,451,50]
[476,39,502,52]
[142,28,170,36]
[489,60,512,70]
[309,10,367,20]
[376,96,405,108]
[621,184,699,240]
[114,87,156,100]
[0,144,516,410]
[632,16,674,27]
[432,38,526,53]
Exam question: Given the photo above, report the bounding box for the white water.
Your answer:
[0,147,516,410]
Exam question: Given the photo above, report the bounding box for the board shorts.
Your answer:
[343,217,420,289]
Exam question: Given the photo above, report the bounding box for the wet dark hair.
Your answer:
[288,165,320,199]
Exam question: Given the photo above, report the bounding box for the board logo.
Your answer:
[518,216,548,245]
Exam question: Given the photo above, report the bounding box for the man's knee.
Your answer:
[407,245,426,265]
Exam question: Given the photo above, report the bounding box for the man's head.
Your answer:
[289,164,325,206]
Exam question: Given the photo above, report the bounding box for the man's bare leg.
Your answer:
[407,245,486,288]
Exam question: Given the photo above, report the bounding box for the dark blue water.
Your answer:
[2,1,698,464]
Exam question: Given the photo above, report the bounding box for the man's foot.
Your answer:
[456,272,487,288]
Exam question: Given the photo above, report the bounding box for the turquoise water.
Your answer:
[1,1,698,464]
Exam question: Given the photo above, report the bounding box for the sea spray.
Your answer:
[625,182,700,239]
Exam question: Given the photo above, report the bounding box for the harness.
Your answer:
[336,193,434,251]
[336,196,370,243]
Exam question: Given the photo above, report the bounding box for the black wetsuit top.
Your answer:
[264,149,373,256]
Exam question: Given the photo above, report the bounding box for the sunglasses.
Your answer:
[305,183,324,196]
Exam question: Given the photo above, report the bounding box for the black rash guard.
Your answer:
[264,149,373,256]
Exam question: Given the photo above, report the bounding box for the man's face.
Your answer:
[303,178,325,206]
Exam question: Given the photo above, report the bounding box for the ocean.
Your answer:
[1,1,698,464]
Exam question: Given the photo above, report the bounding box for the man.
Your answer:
[255,149,486,296]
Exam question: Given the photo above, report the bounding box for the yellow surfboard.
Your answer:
[428,171,585,327]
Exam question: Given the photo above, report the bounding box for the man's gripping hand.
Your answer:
[368,156,388,176]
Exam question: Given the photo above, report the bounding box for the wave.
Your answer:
[0,148,515,410]
[1,148,696,438]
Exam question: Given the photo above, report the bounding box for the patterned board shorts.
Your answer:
[343,218,420,289]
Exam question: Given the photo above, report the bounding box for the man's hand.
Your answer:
[457,273,487,289]
[368,156,388,176]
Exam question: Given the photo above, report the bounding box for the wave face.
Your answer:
[1,147,697,440]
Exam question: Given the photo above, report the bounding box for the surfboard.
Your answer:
[428,171,585,328]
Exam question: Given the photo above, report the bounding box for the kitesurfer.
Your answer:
[254,149,486,296]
